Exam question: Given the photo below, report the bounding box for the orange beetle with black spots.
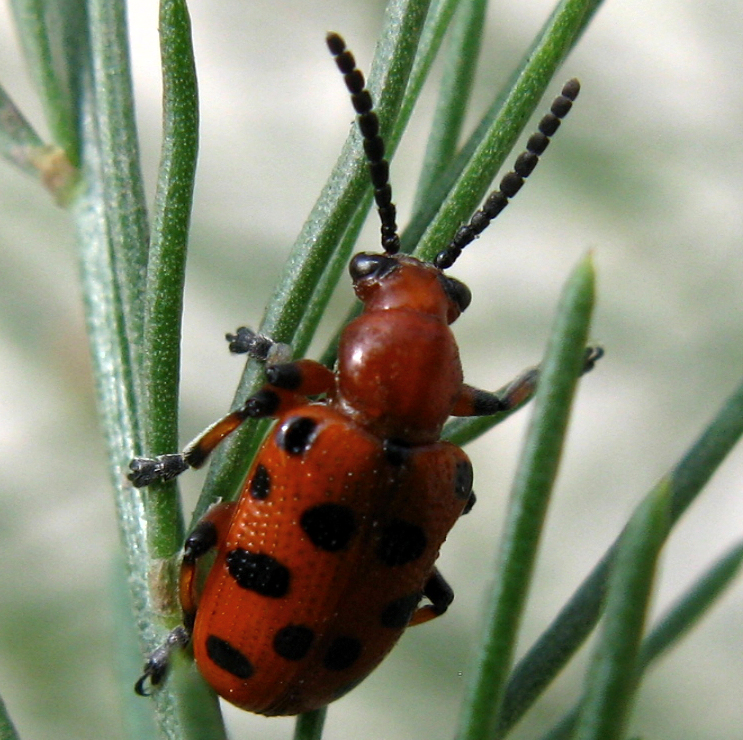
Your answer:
[129,32,597,716]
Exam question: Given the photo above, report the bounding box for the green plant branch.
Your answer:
[540,537,743,740]
[87,0,149,377]
[0,82,79,202]
[8,0,84,164]
[293,708,327,740]
[413,0,488,210]
[0,692,20,740]
[572,481,670,740]
[0,83,44,172]
[458,253,596,740]
[66,0,222,735]
[495,375,743,736]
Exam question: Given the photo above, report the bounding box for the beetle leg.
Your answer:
[128,382,313,488]
[452,344,603,417]
[135,502,235,697]
[408,568,454,627]
[226,326,293,364]
[134,625,191,697]
[179,502,235,618]
[128,404,254,487]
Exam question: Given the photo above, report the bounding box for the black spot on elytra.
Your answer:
[249,463,271,500]
[205,635,254,679]
[454,459,474,500]
[323,636,362,671]
[377,519,427,566]
[380,592,421,629]
[226,549,290,598]
[273,624,315,661]
[300,504,357,552]
[276,416,318,455]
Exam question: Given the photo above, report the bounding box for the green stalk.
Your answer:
[572,482,670,740]
[496,375,743,736]
[413,0,488,210]
[540,538,743,740]
[140,0,200,560]
[0,694,20,740]
[409,0,604,262]
[8,0,84,163]
[457,254,596,740]
[87,0,149,374]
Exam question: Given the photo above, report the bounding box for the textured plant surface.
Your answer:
[1,0,741,739]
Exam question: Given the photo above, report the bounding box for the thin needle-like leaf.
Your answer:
[496,376,743,736]
[540,538,743,740]
[9,0,85,163]
[409,0,604,262]
[413,0,488,210]
[0,693,20,740]
[87,0,149,374]
[138,0,200,559]
[293,707,327,740]
[457,253,596,740]
[572,482,670,740]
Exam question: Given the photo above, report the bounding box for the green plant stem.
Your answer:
[293,707,327,740]
[0,83,44,174]
[9,0,84,163]
[572,482,670,740]
[496,375,743,736]
[410,0,604,262]
[413,0,487,210]
[457,254,596,740]
[0,693,20,740]
[87,0,149,377]
[139,0,200,560]
[540,538,743,740]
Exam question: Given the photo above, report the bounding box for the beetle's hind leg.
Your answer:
[135,502,233,696]
[134,625,191,696]
[408,569,455,627]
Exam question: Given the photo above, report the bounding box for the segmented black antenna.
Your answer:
[327,32,400,255]
[434,79,581,270]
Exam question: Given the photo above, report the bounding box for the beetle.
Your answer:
[129,32,600,716]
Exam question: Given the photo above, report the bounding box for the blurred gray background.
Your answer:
[0,0,741,738]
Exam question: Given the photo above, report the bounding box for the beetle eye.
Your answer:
[349,253,398,284]
[438,275,472,313]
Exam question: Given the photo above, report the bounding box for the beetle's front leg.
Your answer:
[225,326,292,364]
[452,344,603,417]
